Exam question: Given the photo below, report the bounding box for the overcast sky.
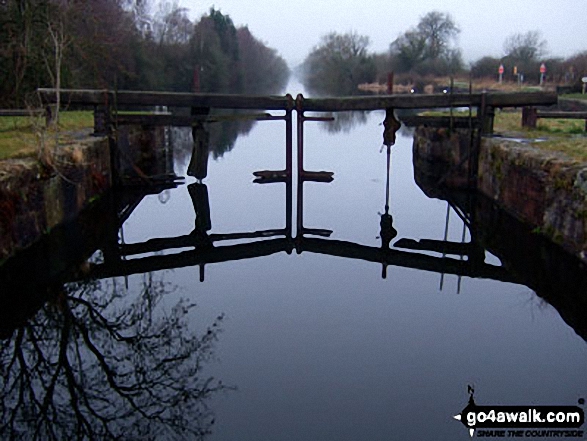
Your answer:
[177,0,586,67]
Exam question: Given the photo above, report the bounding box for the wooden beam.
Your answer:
[37,88,557,112]
[537,111,587,119]
[37,88,294,110]
[401,115,480,128]
[114,112,276,126]
[83,238,292,280]
[299,237,517,282]
[0,109,45,117]
[298,92,557,112]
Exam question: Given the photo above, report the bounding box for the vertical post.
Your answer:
[449,77,454,132]
[482,106,495,135]
[188,182,212,282]
[285,97,294,238]
[45,105,53,127]
[296,94,305,177]
[93,105,110,136]
[285,95,294,176]
[468,93,485,188]
[295,94,305,237]
[521,106,537,129]
[387,72,394,94]
[193,65,201,93]
[188,107,210,179]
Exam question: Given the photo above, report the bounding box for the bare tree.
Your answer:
[416,11,460,59]
[389,11,462,75]
[503,30,547,62]
[0,273,231,440]
[153,1,193,45]
[302,31,376,95]
[44,0,73,127]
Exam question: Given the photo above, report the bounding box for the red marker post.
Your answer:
[498,64,504,83]
[540,63,546,85]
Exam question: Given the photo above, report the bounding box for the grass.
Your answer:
[559,93,587,101]
[527,138,587,163]
[422,109,587,163]
[491,111,587,162]
[0,111,93,160]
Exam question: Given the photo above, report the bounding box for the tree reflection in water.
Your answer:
[319,111,369,134]
[0,273,229,440]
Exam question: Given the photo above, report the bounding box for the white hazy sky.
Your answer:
[177,0,586,67]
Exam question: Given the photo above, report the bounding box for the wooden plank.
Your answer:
[84,238,291,280]
[299,237,517,282]
[116,114,202,126]
[37,88,294,110]
[0,109,44,117]
[37,88,558,113]
[537,111,587,119]
[298,92,557,112]
[484,92,558,108]
[400,115,480,128]
[115,112,275,126]
[299,94,476,111]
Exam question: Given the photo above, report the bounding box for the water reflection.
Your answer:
[0,274,228,439]
[172,110,262,166]
[318,111,369,134]
[2,110,587,439]
[415,148,587,342]
[0,190,231,440]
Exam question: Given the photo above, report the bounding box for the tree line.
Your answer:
[301,11,587,95]
[0,0,290,108]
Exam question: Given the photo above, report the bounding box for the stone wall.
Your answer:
[0,125,169,262]
[115,125,171,182]
[0,135,112,262]
[413,127,587,262]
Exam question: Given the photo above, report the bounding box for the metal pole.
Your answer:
[440,203,450,291]
[385,145,391,213]
[285,105,293,237]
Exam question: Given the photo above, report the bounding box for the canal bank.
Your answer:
[0,125,168,262]
[413,127,587,263]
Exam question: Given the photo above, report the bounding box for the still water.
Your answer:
[1,93,587,440]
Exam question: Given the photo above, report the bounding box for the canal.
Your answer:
[1,86,586,440]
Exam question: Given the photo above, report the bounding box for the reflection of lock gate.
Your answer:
[33,87,559,285]
[76,173,508,287]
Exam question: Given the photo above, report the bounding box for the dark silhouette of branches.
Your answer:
[0,273,230,440]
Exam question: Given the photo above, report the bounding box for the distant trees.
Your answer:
[390,11,463,76]
[301,31,377,95]
[0,0,52,106]
[500,30,548,82]
[298,11,465,96]
[471,30,553,83]
[470,56,502,79]
[503,30,547,63]
[0,1,290,108]
[237,26,289,94]
[564,51,587,85]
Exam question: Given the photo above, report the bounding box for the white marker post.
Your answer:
[498,64,504,84]
[582,77,587,94]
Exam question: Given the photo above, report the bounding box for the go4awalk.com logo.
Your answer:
[453,386,585,438]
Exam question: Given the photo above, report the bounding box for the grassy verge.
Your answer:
[493,111,587,162]
[559,93,587,101]
[422,109,587,163]
[0,111,94,160]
